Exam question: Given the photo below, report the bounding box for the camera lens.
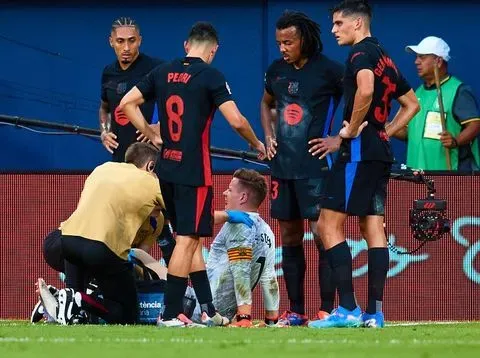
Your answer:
[417,218,432,231]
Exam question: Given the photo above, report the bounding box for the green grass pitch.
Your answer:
[1,321,479,358]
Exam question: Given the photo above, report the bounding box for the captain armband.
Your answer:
[227,247,252,262]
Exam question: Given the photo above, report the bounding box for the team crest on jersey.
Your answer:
[116,82,127,95]
[225,82,232,95]
[288,81,299,95]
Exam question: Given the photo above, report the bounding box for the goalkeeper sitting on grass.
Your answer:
[189,169,280,327]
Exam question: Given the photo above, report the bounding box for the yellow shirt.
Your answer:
[61,162,164,259]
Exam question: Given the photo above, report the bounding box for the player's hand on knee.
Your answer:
[226,210,254,228]
[100,131,119,154]
[265,136,277,160]
[308,135,342,159]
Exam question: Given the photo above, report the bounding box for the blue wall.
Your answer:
[1,0,479,170]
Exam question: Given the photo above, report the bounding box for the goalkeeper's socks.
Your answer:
[318,248,335,313]
[366,247,389,314]
[190,270,216,317]
[282,245,306,314]
[163,274,188,320]
[326,241,357,311]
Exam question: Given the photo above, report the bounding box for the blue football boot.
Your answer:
[308,306,362,328]
[362,311,385,328]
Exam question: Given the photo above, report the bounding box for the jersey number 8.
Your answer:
[166,95,184,142]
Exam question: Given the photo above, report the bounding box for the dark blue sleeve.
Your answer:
[348,45,374,76]
[136,67,162,102]
[208,68,233,107]
[332,61,344,100]
[100,67,108,102]
[264,63,275,96]
[394,71,412,99]
[453,84,480,124]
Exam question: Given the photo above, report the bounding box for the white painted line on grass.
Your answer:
[1,337,480,345]
[388,321,466,327]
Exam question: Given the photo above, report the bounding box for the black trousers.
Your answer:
[43,229,90,291]
[61,235,138,324]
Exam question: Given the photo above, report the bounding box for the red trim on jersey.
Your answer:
[201,108,215,186]
[195,186,209,232]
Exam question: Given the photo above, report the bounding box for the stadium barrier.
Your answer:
[1,172,479,321]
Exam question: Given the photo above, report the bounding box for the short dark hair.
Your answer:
[276,10,323,57]
[124,142,158,168]
[233,169,268,208]
[187,22,219,44]
[330,0,372,21]
[111,17,140,34]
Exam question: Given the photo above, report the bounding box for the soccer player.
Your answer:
[119,22,266,327]
[190,169,279,327]
[261,10,344,325]
[39,142,165,325]
[309,0,419,329]
[100,17,163,162]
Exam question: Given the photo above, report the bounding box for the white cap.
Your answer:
[405,36,451,62]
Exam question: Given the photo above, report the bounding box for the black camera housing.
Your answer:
[409,198,450,242]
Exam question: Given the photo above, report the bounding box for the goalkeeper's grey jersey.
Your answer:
[207,213,278,320]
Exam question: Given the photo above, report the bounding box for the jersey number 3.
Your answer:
[374,76,397,123]
[166,95,184,142]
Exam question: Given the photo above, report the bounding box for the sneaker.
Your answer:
[277,310,308,326]
[71,310,89,325]
[30,301,45,323]
[37,278,58,322]
[31,285,59,323]
[362,312,385,328]
[229,319,253,328]
[314,310,331,321]
[255,320,289,328]
[201,312,229,327]
[157,313,203,327]
[270,321,290,328]
[57,288,81,325]
[308,306,362,328]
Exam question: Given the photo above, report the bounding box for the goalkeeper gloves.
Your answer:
[226,210,254,228]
